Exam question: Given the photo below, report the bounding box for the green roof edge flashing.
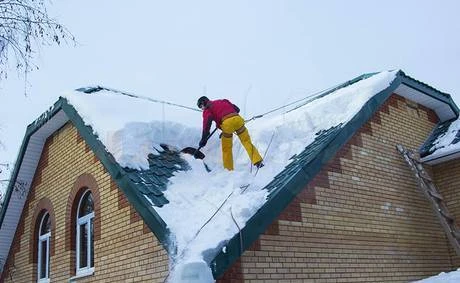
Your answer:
[59,100,172,249]
[0,99,64,226]
[210,73,402,279]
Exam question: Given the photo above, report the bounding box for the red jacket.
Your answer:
[202,99,240,137]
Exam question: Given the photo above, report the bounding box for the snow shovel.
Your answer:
[181,128,218,160]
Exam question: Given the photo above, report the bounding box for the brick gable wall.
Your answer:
[1,122,168,282]
[432,158,460,267]
[218,94,455,282]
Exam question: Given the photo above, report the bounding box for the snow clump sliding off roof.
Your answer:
[64,70,398,282]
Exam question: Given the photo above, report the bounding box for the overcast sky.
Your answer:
[1,0,460,171]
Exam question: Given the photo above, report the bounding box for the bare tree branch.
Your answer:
[0,0,75,91]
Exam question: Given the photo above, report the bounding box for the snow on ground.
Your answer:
[64,70,398,282]
[428,117,460,159]
[413,269,460,282]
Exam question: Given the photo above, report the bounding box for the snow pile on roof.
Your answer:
[427,117,460,159]
[64,70,398,282]
[414,268,460,282]
[64,88,202,170]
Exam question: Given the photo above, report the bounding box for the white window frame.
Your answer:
[37,212,50,283]
[76,190,95,276]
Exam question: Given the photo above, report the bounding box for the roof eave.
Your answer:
[0,99,64,226]
[421,148,460,165]
[398,71,459,120]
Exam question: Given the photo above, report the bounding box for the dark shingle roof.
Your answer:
[124,145,190,207]
[265,125,343,197]
[420,118,460,158]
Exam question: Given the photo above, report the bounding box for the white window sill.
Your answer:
[38,278,50,283]
[69,268,94,282]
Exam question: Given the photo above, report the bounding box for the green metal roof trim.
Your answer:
[399,71,459,117]
[0,98,180,252]
[210,73,402,279]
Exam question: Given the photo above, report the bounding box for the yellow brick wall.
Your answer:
[2,122,168,282]
[219,94,455,282]
[433,158,460,267]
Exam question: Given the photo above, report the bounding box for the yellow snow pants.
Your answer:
[220,115,262,171]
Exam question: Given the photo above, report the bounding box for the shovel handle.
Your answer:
[194,127,218,156]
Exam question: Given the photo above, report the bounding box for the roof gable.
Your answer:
[0,99,179,273]
[210,75,402,277]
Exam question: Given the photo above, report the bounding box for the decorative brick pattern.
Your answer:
[2,122,168,282]
[220,94,454,282]
[217,258,243,283]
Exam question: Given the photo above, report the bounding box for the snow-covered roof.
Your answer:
[0,70,458,280]
[420,117,460,164]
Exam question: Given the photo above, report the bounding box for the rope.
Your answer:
[94,86,201,112]
[230,207,243,254]
[163,187,237,283]
[161,189,235,283]
[89,81,344,123]
[244,82,343,123]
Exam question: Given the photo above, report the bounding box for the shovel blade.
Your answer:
[181,147,205,159]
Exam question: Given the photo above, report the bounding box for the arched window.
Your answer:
[76,190,94,275]
[37,212,51,282]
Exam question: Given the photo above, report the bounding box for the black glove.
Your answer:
[199,138,207,148]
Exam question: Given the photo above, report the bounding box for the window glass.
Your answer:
[76,190,95,274]
[38,212,51,281]
[40,241,47,278]
[40,213,51,235]
[78,192,93,217]
[79,223,88,268]
[90,217,94,267]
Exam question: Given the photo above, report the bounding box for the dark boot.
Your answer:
[254,160,264,169]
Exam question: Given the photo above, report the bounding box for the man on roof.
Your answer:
[197,96,264,171]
